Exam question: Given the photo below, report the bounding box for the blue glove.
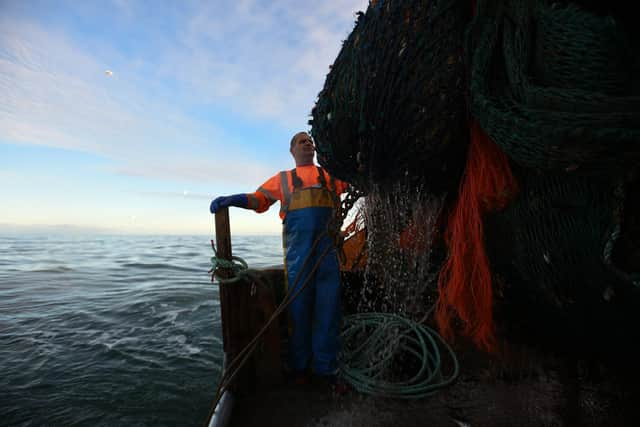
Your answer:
[209,194,249,213]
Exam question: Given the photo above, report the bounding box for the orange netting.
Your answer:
[435,119,518,352]
[340,212,368,272]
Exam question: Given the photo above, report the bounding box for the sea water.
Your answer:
[0,233,282,426]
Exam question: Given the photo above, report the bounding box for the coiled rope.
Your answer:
[341,312,459,399]
[208,240,248,283]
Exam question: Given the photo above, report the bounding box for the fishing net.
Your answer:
[501,175,626,303]
[468,0,640,174]
[310,0,470,193]
[489,169,640,357]
[466,0,640,352]
[358,181,444,318]
[313,0,640,355]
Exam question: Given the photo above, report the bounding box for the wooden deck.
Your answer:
[216,264,640,427]
[211,210,640,427]
[230,343,640,427]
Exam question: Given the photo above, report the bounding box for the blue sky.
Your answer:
[0,0,367,235]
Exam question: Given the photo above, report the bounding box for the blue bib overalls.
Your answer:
[281,168,341,376]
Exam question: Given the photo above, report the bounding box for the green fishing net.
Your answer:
[310,0,470,193]
[312,0,640,353]
[469,0,640,173]
[470,0,640,349]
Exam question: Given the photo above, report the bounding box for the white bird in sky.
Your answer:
[105,70,113,77]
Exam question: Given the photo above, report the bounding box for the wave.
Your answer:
[120,262,202,273]
[167,334,202,355]
[1,234,278,427]
[30,266,75,273]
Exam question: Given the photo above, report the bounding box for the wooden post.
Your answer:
[215,207,233,354]
[215,207,233,275]
[215,207,253,391]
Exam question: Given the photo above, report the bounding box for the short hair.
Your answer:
[290,132,309,149]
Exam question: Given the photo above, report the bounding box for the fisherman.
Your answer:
[209,131,348,389]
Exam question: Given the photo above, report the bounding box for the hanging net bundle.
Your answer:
[464,0,640,353]
[468,0,640,173]
[310,0,470,194]
[312,0,640,356]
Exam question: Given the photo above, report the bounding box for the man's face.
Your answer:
[290,133,315,166]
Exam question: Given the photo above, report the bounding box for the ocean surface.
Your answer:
[0,233,283,427]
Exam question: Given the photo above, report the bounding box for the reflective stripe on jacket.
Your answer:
[247,165,348,220]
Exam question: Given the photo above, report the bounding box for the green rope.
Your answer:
[210,255,248,273]
[209,255,248,281]
[208,239,249,283]
[340,312,459,399]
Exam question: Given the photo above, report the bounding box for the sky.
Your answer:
[0,0,368,235]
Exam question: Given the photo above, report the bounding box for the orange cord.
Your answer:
[435,119,518,352]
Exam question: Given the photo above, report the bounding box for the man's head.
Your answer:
[290,131,315,166]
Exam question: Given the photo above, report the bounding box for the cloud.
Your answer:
[114,157,274,187]
[134,190,211,200]
[0,18,263,185]
[158,0,367,126]
[0,1,368,186]
[0,19,174,152]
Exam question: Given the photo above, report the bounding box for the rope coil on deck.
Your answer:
[341,312,459,399]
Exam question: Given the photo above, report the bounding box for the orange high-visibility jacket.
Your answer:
[246,165,348,220]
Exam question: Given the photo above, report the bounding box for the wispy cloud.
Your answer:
[114,157,274,187]
[166,1,365,126]
[0,0,367,187]
[135,190,211,200]
[0,17,274,186]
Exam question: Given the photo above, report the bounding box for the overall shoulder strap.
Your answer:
[290,168,303,189]
[316,166,328,189]
[318,166,341,210]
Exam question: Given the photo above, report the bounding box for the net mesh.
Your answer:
[468,0,640,351]
[469,0,640,173]
[312,0,640,353]
[310,0,470,193]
